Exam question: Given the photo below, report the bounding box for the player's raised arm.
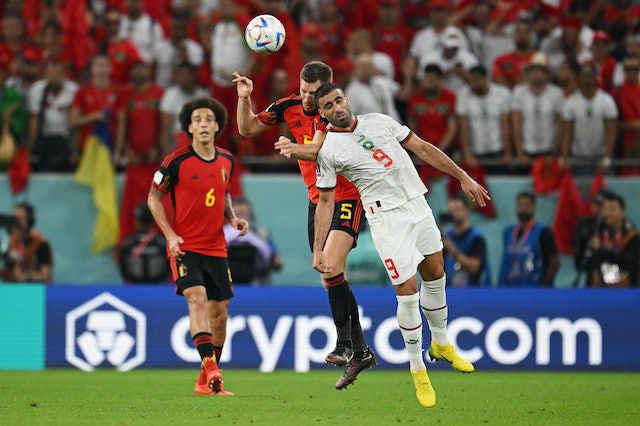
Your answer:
[233,71,269,137]
[403,133,491,207]
[274,129,327,161]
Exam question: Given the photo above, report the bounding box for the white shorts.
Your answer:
[366,196,443,285]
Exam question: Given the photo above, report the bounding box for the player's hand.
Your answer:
[168,234,185,258]
[312,251,333,274]
[231,218,249,236]
[274,136,295,158]
[232,71,253,98]
[460,175,491,208]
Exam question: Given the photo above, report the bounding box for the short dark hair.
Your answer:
[15,202,35,229]
[178,97,228,139]
[423,64,443,77]
[517,191,536,204]
[469,65,488,76]
[300,61,333,84]
[314,82,341,103]
[604,192,626,209]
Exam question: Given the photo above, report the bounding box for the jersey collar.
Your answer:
[189,145,218,163]
[328,115,358,133]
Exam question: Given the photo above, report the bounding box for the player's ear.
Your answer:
[188,122,194,136]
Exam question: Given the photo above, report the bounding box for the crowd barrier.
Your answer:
[1,285,639,371]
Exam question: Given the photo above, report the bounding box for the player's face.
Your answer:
[299,79,323,114]
[318,89,353,128]
[189,108,219,144]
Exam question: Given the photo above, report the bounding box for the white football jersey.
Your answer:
[316,113,427,212]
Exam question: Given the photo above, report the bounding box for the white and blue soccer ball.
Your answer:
[244,15,286,54]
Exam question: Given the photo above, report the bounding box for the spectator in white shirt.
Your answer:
[345,28,395,81]
[159,63,209,155]
[421,28,479,94]
[345,53,401,121]
[118,0,164,62]
[154,9,204,88]
[540,18,590,71]
[512,52,564,166]
[27,61,79,171]
[410,0,469,65]
[561,63,618,174]
[457,65,512,174]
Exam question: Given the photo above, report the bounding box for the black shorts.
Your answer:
[170,251,234,301]
[307,199,366,252]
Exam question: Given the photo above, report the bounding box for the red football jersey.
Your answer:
[116,84,164,155]
[408,89,456,146]
[257,94,359,203]
[108,39,143,85]
[153,145,235,258]
[492,51,536,86]
[73,83,118,144]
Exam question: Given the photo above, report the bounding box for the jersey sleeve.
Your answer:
[383,114,412,144]
[257,100,287,126]
[315,147,337,191]
[152,156,180,193]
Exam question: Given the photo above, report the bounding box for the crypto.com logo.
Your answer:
[66,292,146,372]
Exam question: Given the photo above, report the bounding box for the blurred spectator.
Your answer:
[555,59,580,97]
[314,0,344,59]
[4,51,41,95]
[410,1,469,66]
[612,35,640,88]
[420,27,478,93]
[584,193,639,287]
[0,202,53,283]
[372,0,413,80]
[154,8,204,88]
[115,61,164,240]
[498,192,559,287]
[118,203,169,283]
[346,28,395,81]
[573,189,610,286]
[0,14,40,75]
[159,63,208,154]
[296,23,327,67]
[541,17,590,70]
[492,20,536,89]
[118,0,164,62]
[457,65,511,174]
[345,53,400,121]
[463,2,514,72]
[560,63,618,174]
[39,21,73,72]
[579,31,616,93]
[404,63,457,180]
[442,196,491,287]
[223,197,282,284]
[100,9,143,86]
[70,55,117,161]
[615,55,640,175]
[0,67,28,148]
[27,61,79,171]
[511,53,564,165]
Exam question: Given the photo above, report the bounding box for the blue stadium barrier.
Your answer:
[38,286,640,372]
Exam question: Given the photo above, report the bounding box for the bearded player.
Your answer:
[303,83,488,408]
[147,97,248,396]
[233,62,376,389]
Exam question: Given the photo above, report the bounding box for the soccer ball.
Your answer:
[244,15,286,54]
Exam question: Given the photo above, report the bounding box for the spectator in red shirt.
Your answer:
[314,0,344,59]
[492,20,536,89]
[39,21,73,72]
[372,0,413,81]
[115,61,165,239]
[602,0,640,32]
[582,31,617,93]
[69,55,118,159]
[100,9,143,86]
[406,64,457,182]
[615,55,640,176]
[0,14,41,75]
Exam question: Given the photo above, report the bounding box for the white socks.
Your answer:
[420,275,448,345]
[396,293,426,372]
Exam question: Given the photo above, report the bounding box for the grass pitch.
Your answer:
[0,370,638,425]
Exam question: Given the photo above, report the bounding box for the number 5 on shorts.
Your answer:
[384,258,399,279]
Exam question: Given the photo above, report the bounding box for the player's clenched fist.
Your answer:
[231,218,249,236]
[232,71,253,98]
[168,234,185,258]
[275,136,295,158]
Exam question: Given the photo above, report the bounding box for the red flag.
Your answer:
[532,156,562,195]
[7,147,30,194]
[447,162,497,218]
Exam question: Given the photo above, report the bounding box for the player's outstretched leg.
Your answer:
[396,290,436,408]
[324,273,354,366]
[420,274,474,373]
[184,287,222,395]
[335,288,378,389]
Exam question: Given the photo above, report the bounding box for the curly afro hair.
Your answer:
[178,97,228,139]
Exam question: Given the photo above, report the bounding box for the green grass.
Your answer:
[0,370,638,425]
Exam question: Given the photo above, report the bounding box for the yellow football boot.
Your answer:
[410,368,436,408]
[428,342,475,373]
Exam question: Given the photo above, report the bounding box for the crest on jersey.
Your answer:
[221,167,227,182]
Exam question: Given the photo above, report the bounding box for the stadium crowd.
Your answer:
[1,0,639,286]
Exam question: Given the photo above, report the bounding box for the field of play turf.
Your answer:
[1,370,638,425]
